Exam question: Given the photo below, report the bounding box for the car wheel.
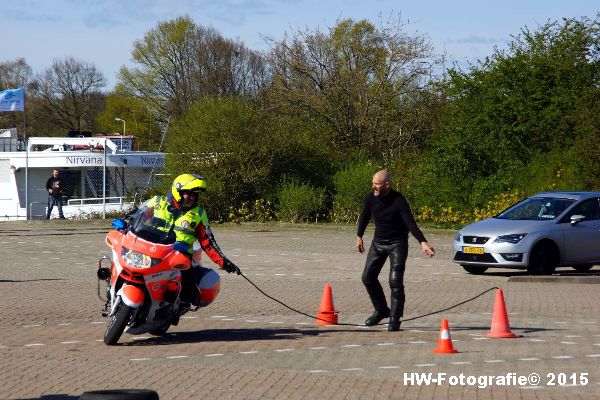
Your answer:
[571,264,593,272]
[80,389,158,400]
[461,265,488,274]
[527,243,558,275]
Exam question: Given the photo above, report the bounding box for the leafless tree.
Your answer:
[34,57,106,132]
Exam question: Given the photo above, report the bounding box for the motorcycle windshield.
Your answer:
[128,204,177,245]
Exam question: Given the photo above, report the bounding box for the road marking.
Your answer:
[472,337,490,340]
[221,318,235,321]
[449,362,471,365]
[245,320,259,323]
[560,341,577,345]
[167,355,189,359]
[342,344,362,348]
[240,351,259,354]
[342,368,363,371]
[295,322,310,325]
[552,356,574,359]
[518,358,540,361]
[528,339,545,342]
[408,341,427,344]
[268,321,284,324]
[181,316,198,319]
[205,353,224,357]
[61,341,81,344]
[553,321,568,324]
[91,321,105,324]
[211,315,228,318]
[130,358,151,361]
[274,273,287,276]
[310,346,327,350]
[23,324,42,328]
[24,343,45,347]
[376,342,394,346]
[308,370,326,373]
[415,363,436,367]
[585,354,600,357]
[484,360,505,363]
[565,335,582,338]
[275,348,294,352]
[380,366,400,369]
[57,323,72,326]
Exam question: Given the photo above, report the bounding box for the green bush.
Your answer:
[331,161,377,223]
[276,181,326,223]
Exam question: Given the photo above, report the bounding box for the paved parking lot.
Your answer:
[1,220,599,399]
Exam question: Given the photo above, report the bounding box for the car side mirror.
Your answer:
[570,214,586,225]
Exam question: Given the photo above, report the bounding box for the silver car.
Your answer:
[452,192,600,274]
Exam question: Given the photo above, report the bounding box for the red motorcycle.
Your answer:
[97,205,195,345]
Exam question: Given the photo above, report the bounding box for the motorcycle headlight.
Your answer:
[121,247,161,269]
[493,233,527,244]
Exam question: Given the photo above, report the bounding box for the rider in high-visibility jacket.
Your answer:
[140,173,240,307]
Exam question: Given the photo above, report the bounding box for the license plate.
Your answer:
[463,246,484,254]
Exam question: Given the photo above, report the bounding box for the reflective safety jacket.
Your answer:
[142,196,226,268]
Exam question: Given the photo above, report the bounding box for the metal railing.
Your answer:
[67,196,126,206]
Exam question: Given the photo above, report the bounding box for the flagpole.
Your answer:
[24,92,29,221]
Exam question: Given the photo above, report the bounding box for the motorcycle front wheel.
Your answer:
[104,302,135,345]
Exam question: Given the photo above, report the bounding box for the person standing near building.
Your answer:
[46,169,65,219]
[355,170,435,331]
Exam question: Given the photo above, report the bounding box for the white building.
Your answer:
[0,129,165,220]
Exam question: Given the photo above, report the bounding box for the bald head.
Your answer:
[372,170,392,197]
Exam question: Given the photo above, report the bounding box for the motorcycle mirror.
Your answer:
[112,218,127,230]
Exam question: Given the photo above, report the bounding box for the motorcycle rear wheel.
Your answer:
[104,303,135,345]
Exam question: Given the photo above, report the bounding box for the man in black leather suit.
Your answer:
[355,170,435,331]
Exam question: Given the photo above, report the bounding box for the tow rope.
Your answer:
[239,272,499,327]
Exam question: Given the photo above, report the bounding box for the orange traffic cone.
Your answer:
[432,319,458,354]
[315,283,338,325]
[486,288,520,338]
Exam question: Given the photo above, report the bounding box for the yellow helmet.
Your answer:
[170,173,207,204]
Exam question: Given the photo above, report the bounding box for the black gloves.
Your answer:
[222,259,241,275]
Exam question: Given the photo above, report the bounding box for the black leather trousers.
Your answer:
[361,239,408,320]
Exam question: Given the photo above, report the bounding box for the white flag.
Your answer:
[0,88,25,112]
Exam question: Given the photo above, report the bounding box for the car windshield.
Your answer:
[129,204,177,244]
[495,197,576,220]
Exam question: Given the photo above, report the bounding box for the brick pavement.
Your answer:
[0,221,599,399]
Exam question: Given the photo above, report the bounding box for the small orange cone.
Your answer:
[432,319,458,354]
[315,283,338,325]
[486,288,520,338]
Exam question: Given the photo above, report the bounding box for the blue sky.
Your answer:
[2,0,598,89]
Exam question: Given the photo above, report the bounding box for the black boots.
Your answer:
[388,294,403,331]
[365,307,390,326]
[388,319,401,331]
